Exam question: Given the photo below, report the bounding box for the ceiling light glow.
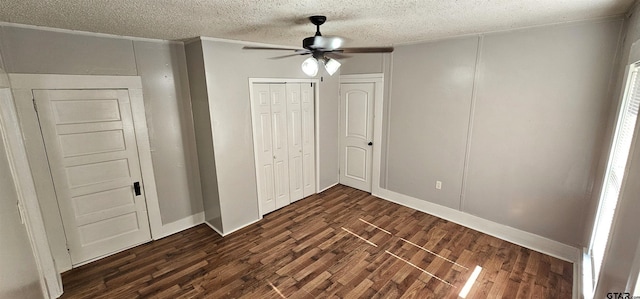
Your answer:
[324,58,341,76]
[301,57,318,76]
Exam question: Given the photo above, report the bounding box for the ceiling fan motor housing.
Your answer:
[303,36,317,49]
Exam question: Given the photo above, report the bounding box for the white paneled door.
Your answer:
[340,83,375,192]
[251,82,316,215]
[300,83,316,198]
[286,83,304,202]
[252,84,277,214]
[269,84,291,210]
[34,89,151,265]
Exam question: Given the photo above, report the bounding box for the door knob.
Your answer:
[368,142,373,146]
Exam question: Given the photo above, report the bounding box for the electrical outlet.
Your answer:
[435,180,442,190]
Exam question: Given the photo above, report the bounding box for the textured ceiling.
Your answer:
[0,0,635,47]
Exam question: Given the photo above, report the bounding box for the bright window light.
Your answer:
[589,63,640,288]
[301,57,318,77]
[324,58,341,76]
[459,265,482,298]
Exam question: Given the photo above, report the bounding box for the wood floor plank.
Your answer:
[60,184,572,298]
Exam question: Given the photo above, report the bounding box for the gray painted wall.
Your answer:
[347,18,623,247]
[133,40,203,224]
[189,38,340,234]
[184,40,222,230]
[0,25,202,226]
[387,37,478,209]
[465,20,621,246]
[0,61,43,297]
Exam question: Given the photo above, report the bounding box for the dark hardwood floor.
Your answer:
[60,185,573,298]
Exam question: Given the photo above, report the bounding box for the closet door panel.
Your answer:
[301,83,316,197]
[251,84,276,214]
[286,83,304,202]
[269,84,291,209]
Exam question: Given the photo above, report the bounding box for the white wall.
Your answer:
[346,18,624,248]
[0,25,202,227]
[187,38,340,234]
[0,54,43,298]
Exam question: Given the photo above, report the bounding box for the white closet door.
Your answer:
[252,82,316,216]
[286,83,304,202]
[33,89,151,265]
[252,84,277,214]
[301,83,316,197]
[269,84,291,209]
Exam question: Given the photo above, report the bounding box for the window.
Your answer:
[588,62,640,291]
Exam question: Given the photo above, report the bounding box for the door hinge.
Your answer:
[16,201,26,225]
[32,98,37,112]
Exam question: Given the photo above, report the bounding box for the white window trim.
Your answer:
[586,61,640,298]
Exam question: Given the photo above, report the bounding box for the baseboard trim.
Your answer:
[372,188,580,263]
[154,212,205,240]
[318,182,339,193]
[574,252,584,299]
[203,218,262,237]
[204,221,224,237]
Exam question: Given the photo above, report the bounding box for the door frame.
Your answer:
[339,74,384,194]
[0,87,62,298]
[8,74,163,274]
[248,78,320,217]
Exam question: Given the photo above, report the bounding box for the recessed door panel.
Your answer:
[72,186,135,217]
[78,212,140,246]
[345,146,367,181]
[65,159,130,188]
[52,99,121,124]
[59,130,126,157]
[346,91,369,140]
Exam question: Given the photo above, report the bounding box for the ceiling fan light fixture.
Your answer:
[324,58,341,76]
[301,57,319,76]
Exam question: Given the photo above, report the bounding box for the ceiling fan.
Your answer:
[243,15,394,76]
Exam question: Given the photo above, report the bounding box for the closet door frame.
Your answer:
[249,78,320,217]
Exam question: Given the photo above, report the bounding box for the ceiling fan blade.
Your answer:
[243,46,303,51]
[269,53,311,60]
[324,52,351,60]
[335,47,394,53]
